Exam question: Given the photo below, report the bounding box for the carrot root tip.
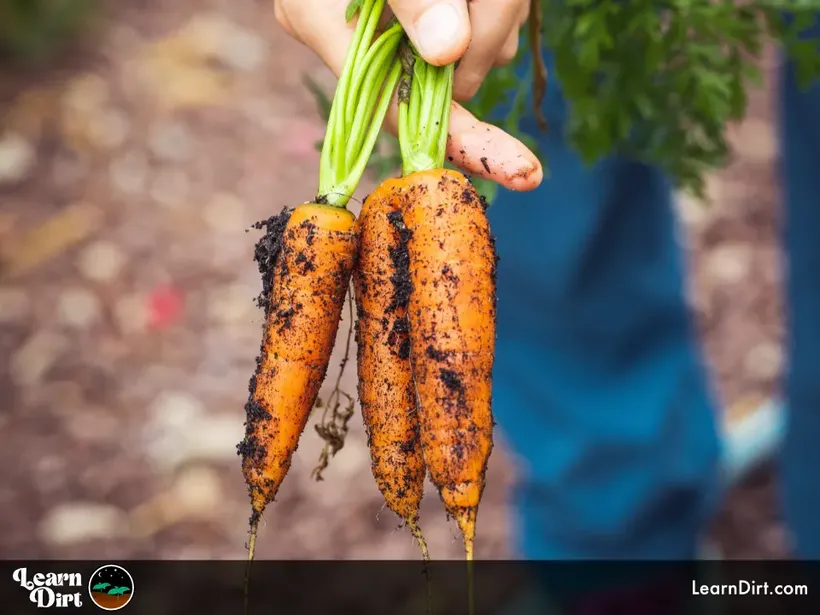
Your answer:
[466,547,475,615]
[244,518,259,615]
[408,521,430,562]
[408,521,433,615]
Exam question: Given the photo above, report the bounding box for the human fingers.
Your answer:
[494,0,529,66]
[452,0,524,100]
[446,102,542,191]
[274,0,354,75]
[494,28,520,67]
[388,0,471,66]
[384,102,541,191]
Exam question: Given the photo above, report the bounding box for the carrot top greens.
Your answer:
[317,0,402,207]
[397,46,455,176]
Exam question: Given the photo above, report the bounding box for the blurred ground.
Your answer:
[0,1,788,560]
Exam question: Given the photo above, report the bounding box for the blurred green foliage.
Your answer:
[515,0,820,200]
[0,0,99,65]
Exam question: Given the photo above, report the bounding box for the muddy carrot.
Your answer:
[309,15,407,482]
[353,178,430,562]
[239,203,358,526]
[394,41,498,615]
[399,168,496,558]
[238,0,402,610]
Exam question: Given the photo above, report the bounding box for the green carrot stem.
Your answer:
[345,24,403,162]
[332,59,402,202]
[322,0,376,189]
[319,0,400,207]
[436,63,455,170]
[397,95,413,169]
[397,42,455,176]
[410,62,427,134]
[345,19,400,126]
[349,0,384,85]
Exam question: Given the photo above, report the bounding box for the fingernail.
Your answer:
[414,2,462,62]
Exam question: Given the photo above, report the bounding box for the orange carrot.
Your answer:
[353,179,429,560]
[240,3,402,609]
[239,204,358,520]
[239,0,401,528]
[392,42,498,615]
[398,169,496,562]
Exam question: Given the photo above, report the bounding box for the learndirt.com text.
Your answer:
[693,580,809,597]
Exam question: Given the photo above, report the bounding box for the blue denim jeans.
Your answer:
[488,23,820,565]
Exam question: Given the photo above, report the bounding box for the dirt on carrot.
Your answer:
[354,180,430,565]
[396,169,498,562]
[249,209,293,314]
[238,204,358,523]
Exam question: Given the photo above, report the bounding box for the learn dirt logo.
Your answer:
[12,567,84,608]
[88,565,134,611]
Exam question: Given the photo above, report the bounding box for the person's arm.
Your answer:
[274,0,542,191]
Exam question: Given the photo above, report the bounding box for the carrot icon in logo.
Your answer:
[88,565,134,611]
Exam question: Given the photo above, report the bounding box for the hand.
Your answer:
[275,0,543,191]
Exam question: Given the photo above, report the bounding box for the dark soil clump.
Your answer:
[397,338,411,359]
[426,345,448,361]
[238,207,293,498]
[302,220,317,245]
[391,317,409,335]
[251,209,292,314]
[386,210,412,312]
[439,368,464,392]
[294,251,316,273]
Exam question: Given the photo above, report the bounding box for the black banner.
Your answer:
[1,560,818,615]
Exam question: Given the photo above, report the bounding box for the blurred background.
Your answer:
[0,0,788,559]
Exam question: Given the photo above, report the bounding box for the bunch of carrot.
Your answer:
[356,37,499,556]
[355,38,497,615]
[239,2,497,607]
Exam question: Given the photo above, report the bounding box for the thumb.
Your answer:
[388,0,471,66]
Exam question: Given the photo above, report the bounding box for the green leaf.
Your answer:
[345,0,362,22]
